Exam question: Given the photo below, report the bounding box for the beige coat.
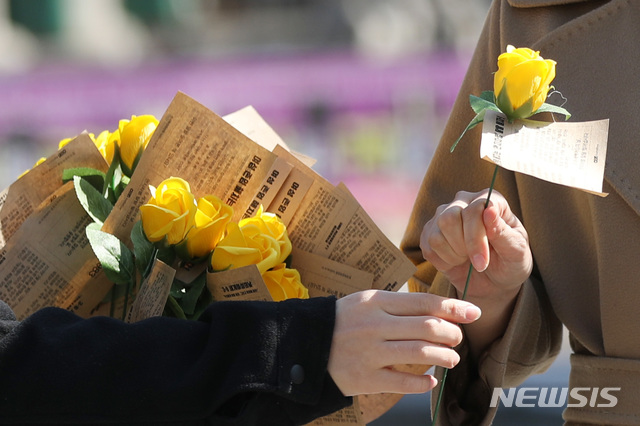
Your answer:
[401,0,640,424]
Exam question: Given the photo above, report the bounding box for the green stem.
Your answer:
[166,295,187,320]
[122,279,133,322]
[109,285,116,318]
[431,165,499,425]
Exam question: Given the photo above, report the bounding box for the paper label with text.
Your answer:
[0,183,113,319]
[306,397,363,426]
[0,134,107,249]
[334,183,417,292]
[207,264,273,302]
[290,249,373,299]
[126,259,175,323]
[480,110,609,196]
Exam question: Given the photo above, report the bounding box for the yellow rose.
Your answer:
[494,45,556,121]
[115,115,158,173]
[210,222,281,274]
[262,263,309,302]
[239,206,292,264]
[184,195,234,259]
[93,130,115,164]
[139,177,196,245]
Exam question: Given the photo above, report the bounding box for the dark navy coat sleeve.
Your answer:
[0,297,351,425]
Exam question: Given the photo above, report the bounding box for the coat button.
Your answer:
[290,364,305,385]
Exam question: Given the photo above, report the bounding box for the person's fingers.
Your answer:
[422,193,477,264]
[419,243,453,274]
[461,197,491,272]
[432,204,468,262]
[421,223,464,269]
[373,291,481,324]
[329,291,478,397]
[483,200,530,260]
[363,368,439,395]
[377,315,464,347]
[380,340,461,368]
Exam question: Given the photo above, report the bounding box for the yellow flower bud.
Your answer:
[139,177,197,245]
[117,115,158,172]
[93,130,115,164]
[210,222,281,274]
[184,195,234,259]
[494,45,556,120]
[262,263,309,301]
[239,206,292,264]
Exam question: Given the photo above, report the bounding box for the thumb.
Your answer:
[483,201,527,256]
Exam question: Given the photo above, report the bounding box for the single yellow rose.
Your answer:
[210,222,281,274]
[139,177,197,245]
[262,263,309,302]
[494,45,556,121]
[93,130,115,164]
[115,115,158,172]
[184,195,234,259]
[239,206,292,264]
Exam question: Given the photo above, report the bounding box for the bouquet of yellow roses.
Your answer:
[0,91,416,341]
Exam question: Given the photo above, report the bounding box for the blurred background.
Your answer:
[0,0,569,424]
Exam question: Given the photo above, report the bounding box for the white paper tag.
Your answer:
[480,110,609,196]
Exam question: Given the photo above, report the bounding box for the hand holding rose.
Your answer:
[419,189,532,358]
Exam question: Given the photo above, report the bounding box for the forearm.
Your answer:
[0,298,350,424]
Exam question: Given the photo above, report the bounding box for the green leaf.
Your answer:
[119,144,144,178]
[450,109,487,152]
[107,163,124,204]
[534,102,572,120]
[103,145,122,197]
[469,92,500,115]
[113,172,129,201]
[86,222,135,285]
[73,176,113,225]
[495,86,516,120]
[479,90,495,103]
[131,220,155,278]
[190,290,212,321]
[128,147,145,178]
[62,168,105,192]
[181,272,207,316]
[511,99,535,122]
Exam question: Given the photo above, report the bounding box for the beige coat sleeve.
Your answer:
[400,0,568,423]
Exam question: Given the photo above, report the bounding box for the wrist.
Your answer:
[457,283,523,360]
[455,277,523,308]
